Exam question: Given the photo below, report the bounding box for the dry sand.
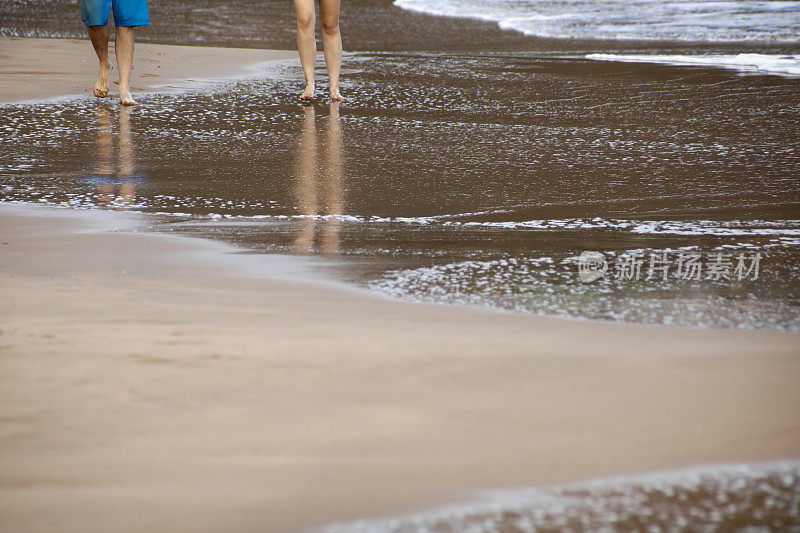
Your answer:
[1,204,798,532]
[0,37,295,104]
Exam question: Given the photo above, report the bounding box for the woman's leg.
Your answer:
[319,0,344,101]
[293,0,317,100]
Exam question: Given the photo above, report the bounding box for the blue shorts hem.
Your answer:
[113,18,149,27]
[81,0,148,28]
[82,18,149,27]
[82,14,110,27]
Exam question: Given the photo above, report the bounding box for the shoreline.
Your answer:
[1,203,799,531]
[2,202,797,333]
[325,458,800,531]
[0,37,297,104]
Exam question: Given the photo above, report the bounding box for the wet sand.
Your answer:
[1,204,799,532]
[0,37,295,104]
[3,44,798,330]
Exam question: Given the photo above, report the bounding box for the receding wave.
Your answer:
[393,0,800,43]
[586,53,800,77]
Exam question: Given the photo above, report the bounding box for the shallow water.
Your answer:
[2,53,799,330]
[323,461,800,532]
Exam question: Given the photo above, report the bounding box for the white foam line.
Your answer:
[586,53,800,77]
[5,201,799,238]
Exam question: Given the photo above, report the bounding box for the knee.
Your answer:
[297,13,315,31]
[320,18,339,36]
[115,26,134,41]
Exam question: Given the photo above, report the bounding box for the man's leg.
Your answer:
[320,0,344,101]
[87,25,111,98]
[293,0,317,100]
[115,26,137,106]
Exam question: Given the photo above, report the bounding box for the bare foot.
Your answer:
[330,88,346,102]
[300,82,315,101]
[94,62,111,98]
[119,89,138,106]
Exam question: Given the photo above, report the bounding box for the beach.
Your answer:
[0,37,294,103]
[1,203,798,531]
[2,0,800,529]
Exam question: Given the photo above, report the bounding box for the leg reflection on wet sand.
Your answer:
[89,106,143,208]
[320,102,343,254]
[94,106,113,204]
[293,102,344,255]
[295,105,318,251]
[117,107,136,205]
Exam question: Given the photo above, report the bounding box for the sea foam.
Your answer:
[324,461,800,533]
[586,53,800,77]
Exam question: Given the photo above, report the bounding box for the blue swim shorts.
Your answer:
[81,0,149,27]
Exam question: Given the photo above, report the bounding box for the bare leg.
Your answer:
[87,25,111,98]
[293,0,317,100]
[115,26,137,106]
[320,0,344,101]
